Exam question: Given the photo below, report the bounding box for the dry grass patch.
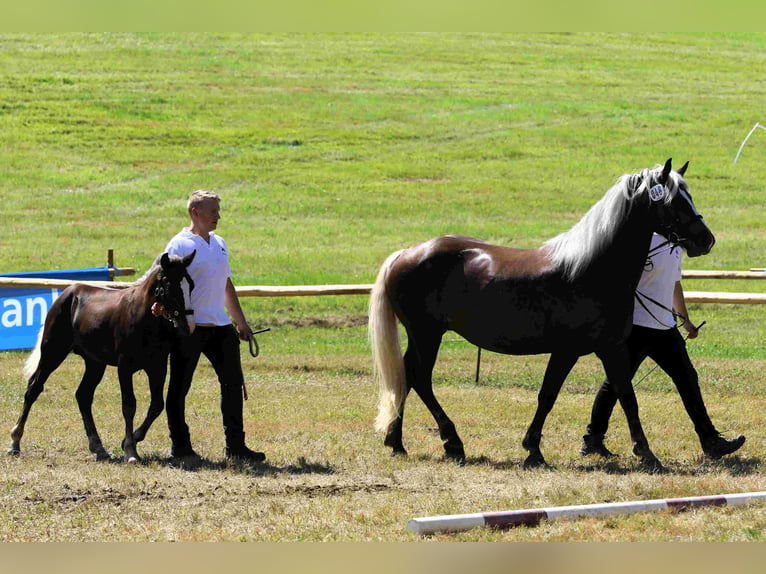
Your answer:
[0,339,763,542]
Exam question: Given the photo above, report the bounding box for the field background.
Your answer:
[1,33,766,542]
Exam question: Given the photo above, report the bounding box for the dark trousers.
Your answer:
[585,325,718,441]
[166,325,246,448]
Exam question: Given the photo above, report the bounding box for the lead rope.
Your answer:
[241,327,271,400]
[632,321,706,388]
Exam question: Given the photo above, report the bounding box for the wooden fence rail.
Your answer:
[1,273,765,304]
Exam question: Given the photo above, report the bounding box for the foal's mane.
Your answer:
[135,256,163,288]
[544,164,684,281]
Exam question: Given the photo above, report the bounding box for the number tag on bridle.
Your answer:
[649,184,666,202]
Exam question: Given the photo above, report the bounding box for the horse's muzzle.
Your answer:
[685,231,715,258]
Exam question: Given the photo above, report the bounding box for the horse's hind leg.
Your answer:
[9,328,72,456]
[75,359,110,461]
[406,329,466,463]
[133,360,168,444]
[383,389,410,456]
[522,352,578,468]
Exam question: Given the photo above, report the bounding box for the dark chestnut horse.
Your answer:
[369,159,715,471]
[8,251,196,463]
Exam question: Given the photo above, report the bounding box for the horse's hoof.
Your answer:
[390,447,408,457]
[126,456,140,464]
[7,448,20,457]
[640,457,666,474]
[445,450,466,466]
[523,453,549,469]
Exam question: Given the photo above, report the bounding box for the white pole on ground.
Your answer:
[407,491,766,535]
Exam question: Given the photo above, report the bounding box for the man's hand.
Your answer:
[682,319,699,339]
[151,302,167,318]
[236,321,253,342]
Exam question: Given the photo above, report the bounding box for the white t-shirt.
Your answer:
[633,233,682,330]
[165,228,232,326]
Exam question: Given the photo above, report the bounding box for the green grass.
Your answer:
[2,33,766,542]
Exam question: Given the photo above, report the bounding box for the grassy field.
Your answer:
[2,33,766,543]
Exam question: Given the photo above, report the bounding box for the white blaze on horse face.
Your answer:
[182,278,195,334]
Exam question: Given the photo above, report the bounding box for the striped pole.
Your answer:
[407,491,766,535]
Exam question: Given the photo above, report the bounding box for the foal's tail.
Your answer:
[22,288,74,381]
[369,250,406,433]
[22,328,44,381]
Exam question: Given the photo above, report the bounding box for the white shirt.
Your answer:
[165,228,232,326]
[633,233,682,330]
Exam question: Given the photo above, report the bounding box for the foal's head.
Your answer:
[155,251,196,336]
[639,158,715,258]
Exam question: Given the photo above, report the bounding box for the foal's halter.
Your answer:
[154,269,195,323]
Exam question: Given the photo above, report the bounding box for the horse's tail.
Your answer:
[369,250,406,433]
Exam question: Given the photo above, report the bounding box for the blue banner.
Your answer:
[0,267,113,351]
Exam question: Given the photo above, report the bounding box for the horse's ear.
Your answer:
[676,161,689,177]
[659,158,672,184]
[160,252,171,269]
[182,250,196,267]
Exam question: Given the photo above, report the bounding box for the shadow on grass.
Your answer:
[573,454,763,476]
[137,454,336,476]
[411,453,763,476]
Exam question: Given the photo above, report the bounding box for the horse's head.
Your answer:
[156,250,196,335]
[646,158,715,258]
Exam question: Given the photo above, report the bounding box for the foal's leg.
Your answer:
[406,330,466,463]
[597,347,663,472]
[522,352,578,468]
[9,333,72,456]
[116,364,140,463]
[133,358,168,444]
[74,359,110,460]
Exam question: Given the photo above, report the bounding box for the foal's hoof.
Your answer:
[94,449,111,462]
[7,448,20,457]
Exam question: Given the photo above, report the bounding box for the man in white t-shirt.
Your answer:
[161,190,265,463]
[580,233,745,460]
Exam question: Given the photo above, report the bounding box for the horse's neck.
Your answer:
[583,207,654,292]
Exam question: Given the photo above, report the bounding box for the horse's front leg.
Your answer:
[596,346,663,472]
[523,352,578,468]
[133,357,168,444]
[117,364,140,463]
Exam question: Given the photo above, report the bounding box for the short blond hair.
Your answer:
[187,190,221,214]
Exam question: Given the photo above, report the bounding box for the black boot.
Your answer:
[701,433,745,459]
[225,431,266,463]
[579,433,616,457]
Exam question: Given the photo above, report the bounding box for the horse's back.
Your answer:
[384,235,612,354]
[387,234,555,296]
[53,282,152,367]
